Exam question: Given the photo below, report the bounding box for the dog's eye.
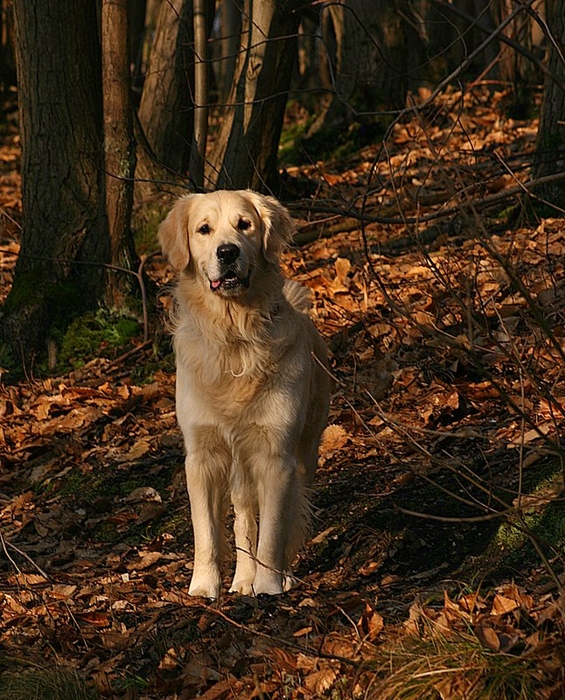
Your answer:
[238,218,251,231]
[198,223,210,235]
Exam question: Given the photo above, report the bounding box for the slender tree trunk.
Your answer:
[532,0,565,209]
[217,0,240,103]
[207,0,301,192]
[101,0,138,309]
[190,0,209,188]
[492,0,539,116]
[296,13,324,109]
[138,0,193,174]
[128,0,147,100]
[2,0,107,365]
[0,0,17,93]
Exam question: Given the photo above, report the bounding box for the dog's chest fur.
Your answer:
[177,327,272,407]
[174,297,293,421]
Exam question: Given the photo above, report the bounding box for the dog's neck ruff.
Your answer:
[175,273,286,346]
[174,285,287,385]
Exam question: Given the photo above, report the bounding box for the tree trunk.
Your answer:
[532,0,565,209]
[207,0,301,192]
[190,0,209,189]
[324,0,427,119]
[215,0,241,103]
[492,0,540,117]
[128,0,147,100]
[137,0,193,174]
[0,0,17,93]
[295,12,326,110]
[427,0,501,81]
[2,0,107,366]
[101,0,138,309]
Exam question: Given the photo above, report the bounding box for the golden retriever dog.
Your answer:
[159,190,330,598]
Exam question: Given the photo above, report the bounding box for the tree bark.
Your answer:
[137,0,193,174]
[0,0,17,92]
[2,0,108,365]
[532,0,565,210]
[190,0,209,188]
[101,0,138,309]
[216,0,241,103]
[491,0,539,116]
[128,0,147,99]
[207,0,301,192]
[325,0,427,118]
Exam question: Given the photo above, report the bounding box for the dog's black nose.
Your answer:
[216,244,240,265]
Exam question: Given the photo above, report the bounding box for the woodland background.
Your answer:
[1,1,565,698]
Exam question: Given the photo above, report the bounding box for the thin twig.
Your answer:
[1,535,51,581]
[1,532,23,576]
[290,171,565,232]
[197,601,360,668]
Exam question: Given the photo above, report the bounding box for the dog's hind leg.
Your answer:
[252,458,297,596]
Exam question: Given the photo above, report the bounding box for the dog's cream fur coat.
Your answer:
[159,190,330,598]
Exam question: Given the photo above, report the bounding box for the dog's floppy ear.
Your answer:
[158,195,197,271]
[248,192,295,263]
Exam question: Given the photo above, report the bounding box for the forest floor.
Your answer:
[1,87,565,699]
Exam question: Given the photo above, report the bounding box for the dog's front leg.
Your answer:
[183,428,230,599]
[229,488,258,595]
[185,459,224,598]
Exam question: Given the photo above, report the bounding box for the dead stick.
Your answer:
[1,535,51,581]
[290,170,565,233]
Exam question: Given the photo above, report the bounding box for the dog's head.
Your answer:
[158,190,295,297]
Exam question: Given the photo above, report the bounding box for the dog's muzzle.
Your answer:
[209,244,250,293]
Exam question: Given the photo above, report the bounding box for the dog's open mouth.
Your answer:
[209,271,251,293]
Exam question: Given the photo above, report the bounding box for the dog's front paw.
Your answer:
[252,570,284,596]
[229,579,255,596]
[189,573,221,599]
[188,585,219,599]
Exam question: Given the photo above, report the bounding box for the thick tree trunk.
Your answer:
[137,0,193,174]
[324,0,427,119]
[424,0,500,83]
[532,0,565,210]
[101,0,138,309]
[207,0,301,192]
[2,0,107,365]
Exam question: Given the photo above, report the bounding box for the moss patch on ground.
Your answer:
[55,310,140,372]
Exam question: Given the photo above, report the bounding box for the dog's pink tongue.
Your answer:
[210,279,222,290]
